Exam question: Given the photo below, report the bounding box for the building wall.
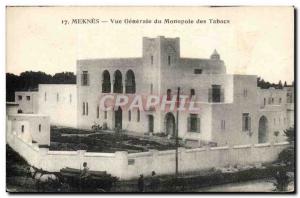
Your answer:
[15,91,39,113]
[7,130,288,180]
[75,36,294,147]
[8,114,50,145]
[38,84,77,128]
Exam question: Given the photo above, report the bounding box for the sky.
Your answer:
[6,6,294,83]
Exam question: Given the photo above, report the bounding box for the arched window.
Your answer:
[125,70,136,93]
[102,70,111,93]
[113,70,123,93]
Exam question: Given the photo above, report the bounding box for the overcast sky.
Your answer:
[6,6,294,83]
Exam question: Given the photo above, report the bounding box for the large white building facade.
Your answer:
[14,36,294,147]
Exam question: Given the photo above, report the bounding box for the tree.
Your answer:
[6,71,76,102]
[274,127,294,191]
[278,80,283,89]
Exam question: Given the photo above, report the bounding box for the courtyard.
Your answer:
[50,126,184,153]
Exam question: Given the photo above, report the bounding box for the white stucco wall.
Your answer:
[38,84,77,128]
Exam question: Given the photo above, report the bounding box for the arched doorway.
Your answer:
[125,70,136,93]
[115,106,122,129]
[113,70,123,93]
[258,116,268,143]
[148,115,154,132]
[102,70,111,93]
[165,112,175,136]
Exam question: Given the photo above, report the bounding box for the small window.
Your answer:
[279,98,282,104]
[128,159,135,165]
[38,124,41,132]
[137,110,140,122]
[167,89,171,101]
[274,118,276,125]
[82,102,85,115]
[188,114,200,133]
[268,98,272,104]
[56,93,59,102]
[242,113,251,131]
[221,120,226,130]
[271,98,274,104]
[243,89,247,97]
[44,92,47,102]
[21,125,24,133]
[96,106,99,118]
[264,98,266,106]
[26,96,30,101]
[86,102,89,115]
[150,84,153,94]
[151,55,153,65]
[190,89,195,97]
[194,69,202,74]
[104,111,107,119]
[168,55,171,65]
[81,71,89,86]
[18,95,22,100]
[128,110,131,121]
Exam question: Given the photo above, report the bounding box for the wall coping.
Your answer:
[84,152,116,157]
[233,144,251,149]
[254,143,271,147]
[47,150,78,155]
[274,141,289,146]
[210,146,229,150]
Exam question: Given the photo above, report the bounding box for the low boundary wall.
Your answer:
[7,131,288,180]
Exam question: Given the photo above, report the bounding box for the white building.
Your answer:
[13,36,294,147]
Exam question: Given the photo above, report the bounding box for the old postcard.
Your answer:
[6,6,295,192]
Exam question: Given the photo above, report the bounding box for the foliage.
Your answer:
[6,71,76,101]
[257,77,292,89]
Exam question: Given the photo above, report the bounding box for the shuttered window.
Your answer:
[242,113,251,131]
[81,71,89,86]
[188,114,200,133]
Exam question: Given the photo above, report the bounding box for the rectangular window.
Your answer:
[264,98,266,106]
[128,110,131,121]
[168,55,171,65]
[104,111,107,119]
[18,95,22,100]
[209,85,224,102]
[279,98,282,104]
[194,69,202,74]
[150,84,153,94]
[86,102,88,115]
[44,92,47,102]
[137,110,140,122]
[97,106,99,118]
[221,120,226,130]
[21,125,24,133]
[151,55,153,65]
[26,96,30,101]
[82,102,85,115]
[243,89,248,97]
[242,113,251,131]
[188,114,200,133]
[81,71,89,86]
[271,98,274,104]
[38,124,41,132]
